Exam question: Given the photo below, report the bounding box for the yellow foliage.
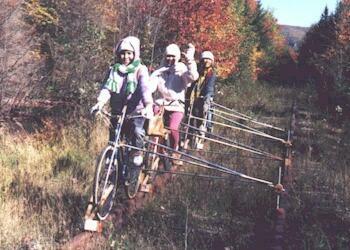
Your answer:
[250,46,265,80]
[23,0,58,25]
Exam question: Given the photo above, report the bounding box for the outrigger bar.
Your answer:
[210,105,285,132]
[209,110,281,135]
[211,101,285,132]
[189,115,291,145]
[179,123,284,161]
[121,142,285,193]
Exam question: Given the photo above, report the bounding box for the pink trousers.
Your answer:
[153,106,184,149]
[164,110,184,149]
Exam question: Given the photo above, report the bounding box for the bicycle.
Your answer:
[142,104,172,183]
[91,106,147,220]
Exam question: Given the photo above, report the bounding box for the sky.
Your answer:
[260,0,339,27]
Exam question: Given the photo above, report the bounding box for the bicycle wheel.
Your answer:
[124,146,145,199]
[93,145,118,220]
[145,136,160,182]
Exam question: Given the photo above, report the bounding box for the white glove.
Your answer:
[90,102,104,114]
[182,43,195,62]
[141,104,154,119]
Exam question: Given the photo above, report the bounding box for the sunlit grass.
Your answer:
[1,80,349,248]
[0,121,108,248]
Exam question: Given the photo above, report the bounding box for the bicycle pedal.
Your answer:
[84,219,103,232]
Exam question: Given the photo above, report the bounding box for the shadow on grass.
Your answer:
[53,152,89,181]
[9,171,89,245]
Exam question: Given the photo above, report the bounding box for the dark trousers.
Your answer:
[109,92,145,149]
[191,97,213,131]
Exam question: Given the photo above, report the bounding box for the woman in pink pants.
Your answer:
[151,43,199,165]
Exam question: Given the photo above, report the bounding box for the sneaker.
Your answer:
[133,155,143,166]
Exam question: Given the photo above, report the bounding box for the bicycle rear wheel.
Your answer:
[145,136,161,182]
[93,145,118,220]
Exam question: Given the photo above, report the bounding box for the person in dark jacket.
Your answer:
[187,51,216,135]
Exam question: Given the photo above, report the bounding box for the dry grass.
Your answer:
[285,90,350,249]
[1,81,349,249]
[0,120,108,248]
[105,80,294,249]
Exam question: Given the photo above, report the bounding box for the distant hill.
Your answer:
[279,25,309,49]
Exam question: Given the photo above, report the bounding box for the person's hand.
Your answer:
[141,104,154,119]
[182,43,195,63]
[90,102,104,114]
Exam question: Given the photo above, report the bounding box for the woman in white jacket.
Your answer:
[151,43,199,164]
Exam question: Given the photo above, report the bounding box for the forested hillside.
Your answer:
[279,25,308,48]
[1,0,349,249]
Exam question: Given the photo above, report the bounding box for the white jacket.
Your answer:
[151,60,198,112]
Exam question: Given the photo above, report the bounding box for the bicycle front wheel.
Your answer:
[93,145,118,220]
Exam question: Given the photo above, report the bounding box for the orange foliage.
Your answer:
[263,13,286,55]
[161,0,240,77]
[245,0,258,15]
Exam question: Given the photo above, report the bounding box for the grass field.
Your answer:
[0,80,349,249]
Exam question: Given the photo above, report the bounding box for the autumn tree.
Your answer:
[298,0,350,115]
[155,0,240,77]
[0,0,47,116]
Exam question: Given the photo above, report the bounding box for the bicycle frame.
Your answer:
[101,106,127,192]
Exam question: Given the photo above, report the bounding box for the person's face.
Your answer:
[165,54,176,66]
[202,58,213,68]
[119,50,134,65]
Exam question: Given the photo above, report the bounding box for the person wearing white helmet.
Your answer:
[91,36,155,167]
[186,50,216,136]
[151,43,199,165]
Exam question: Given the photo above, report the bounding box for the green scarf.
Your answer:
[105,59,141,95]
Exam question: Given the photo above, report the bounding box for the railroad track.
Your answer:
[269,102,296,250]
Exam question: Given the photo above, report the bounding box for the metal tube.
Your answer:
[211,101,252,119]
[209,111,267,134]
[211,107,285,132]
[179,123,284,161]
[180,122,275,155]
[189,115,288,144]
[121,142,275,187]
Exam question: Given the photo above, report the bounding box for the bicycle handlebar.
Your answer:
[95,109,145,120]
